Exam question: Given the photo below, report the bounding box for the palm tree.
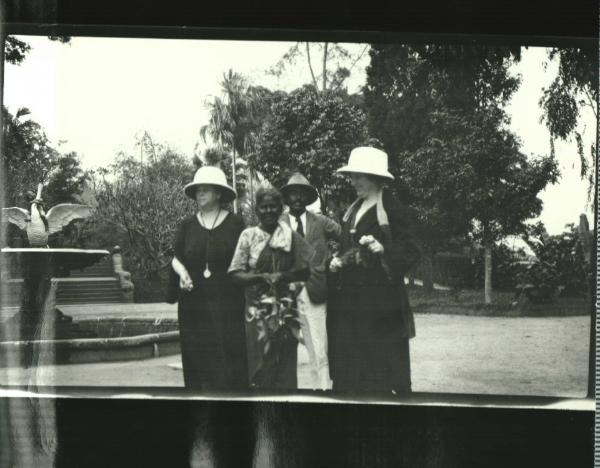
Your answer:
[200,70,262,213]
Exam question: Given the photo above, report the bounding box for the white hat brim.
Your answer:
[336,166,394,180]
[184,182,237,202]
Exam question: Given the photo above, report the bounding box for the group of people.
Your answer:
[168,146,421,396]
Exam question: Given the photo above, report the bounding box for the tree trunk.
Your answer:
[231,148,238,214]
[484,242,493,305]
[578,214,595,398]
[322,43,329,92]
[305,42,318,91]
[422,249,434,295]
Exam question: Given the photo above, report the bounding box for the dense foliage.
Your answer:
[363,44,559,301]
[2,106,89,250]
[92,143,195,301]
[249,85,369,215]
[539,47,598,198]
[518,222,590,302]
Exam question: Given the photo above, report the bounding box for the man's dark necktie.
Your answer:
[295,215,304,237]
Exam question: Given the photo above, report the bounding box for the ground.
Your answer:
[0,303,590,398]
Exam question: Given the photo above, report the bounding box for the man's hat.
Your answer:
[280,173,319,205]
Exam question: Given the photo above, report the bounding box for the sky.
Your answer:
[3,36,596,236]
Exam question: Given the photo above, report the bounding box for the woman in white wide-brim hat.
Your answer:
[327,146,422,395]
[168,165,248,391]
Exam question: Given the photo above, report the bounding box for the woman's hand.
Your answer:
[179,272,194,292]
[367,239,384,255]
[329,257,343,272]
[263,272,283,285]
[360,235,385,255]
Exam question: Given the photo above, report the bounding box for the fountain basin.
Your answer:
[1,247,111,272]
[0,318,180,366]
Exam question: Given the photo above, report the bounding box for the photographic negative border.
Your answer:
[0,22,596,410]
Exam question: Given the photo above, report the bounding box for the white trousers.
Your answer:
[296,286,332,390]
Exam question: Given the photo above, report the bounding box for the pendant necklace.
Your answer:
[199,208,221,279]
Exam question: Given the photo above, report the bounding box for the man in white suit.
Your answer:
[281,173,341,390]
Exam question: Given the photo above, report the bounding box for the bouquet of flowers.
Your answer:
[330,235,380,272]
[245,281,302,388]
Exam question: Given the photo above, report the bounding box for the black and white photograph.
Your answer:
[0,33,596,402]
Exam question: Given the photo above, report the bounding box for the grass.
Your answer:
[406,285,591,317]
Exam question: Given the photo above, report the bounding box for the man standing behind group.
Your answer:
[281,173,341,390]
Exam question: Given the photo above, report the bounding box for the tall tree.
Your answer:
[269,42,370,93]
[460,110,559,303]
[363,43,556,302]
[199,70,265,213]
[2,106,86,207]
[2,106,55,206]
[2,35,77,207]
[539,46,598,195]
[248,85,368,217]
[4,35,71,66]
[92,137,195,300]
[2,107,88,248]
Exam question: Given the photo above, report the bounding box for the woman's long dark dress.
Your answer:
[327,191,421,394]
[173,213,248,390]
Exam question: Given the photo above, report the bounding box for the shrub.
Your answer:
[517,223,590,303]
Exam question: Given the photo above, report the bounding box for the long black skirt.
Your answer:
[328,281,412,395]
[178,287,248,391]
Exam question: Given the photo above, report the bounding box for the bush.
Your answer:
[517,223,590,303]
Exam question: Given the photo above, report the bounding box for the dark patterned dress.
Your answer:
[229,225,312,390]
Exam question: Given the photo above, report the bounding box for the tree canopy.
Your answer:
[2,106,87,207]
[363,43,559,301]
[539,46,598,188]
[4,35,71,65]
[248,85,369,214]
[93,138,195,280]
[364,44,526,251]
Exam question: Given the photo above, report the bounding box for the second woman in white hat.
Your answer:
[327,146,421,396]
[170,165,248,391]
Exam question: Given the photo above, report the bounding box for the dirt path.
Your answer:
[0,314,590,398]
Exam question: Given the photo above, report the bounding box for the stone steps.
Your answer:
[1,253,134,306]
[60,257,114,278]
[2,277,125,306]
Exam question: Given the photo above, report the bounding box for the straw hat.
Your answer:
[336,146,394,180]
[280,173,319,205]
[183,166,237,202]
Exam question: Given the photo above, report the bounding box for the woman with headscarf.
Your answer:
[327,147,421,395]
[169,166,247,391]
[228,187,313,390]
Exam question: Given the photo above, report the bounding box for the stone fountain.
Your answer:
[1,184,110,366]
[1,184,180,372]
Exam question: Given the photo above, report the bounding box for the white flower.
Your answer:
[359,235,375,245]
